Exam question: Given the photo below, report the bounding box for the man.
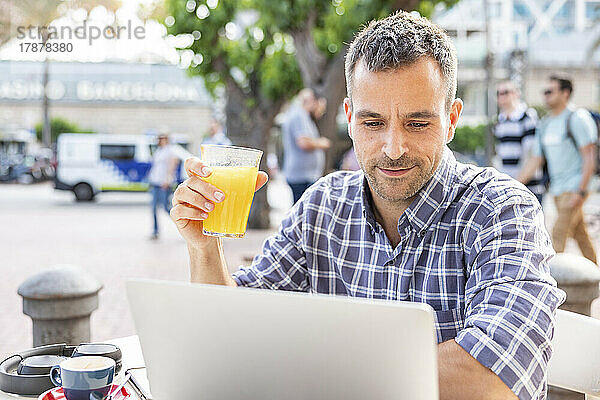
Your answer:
[518,76,598,264]
[171,12,564,400]
[494,80,544,204]
[282,88,331,203]
[201,119,232,147]
[148,134,179,240]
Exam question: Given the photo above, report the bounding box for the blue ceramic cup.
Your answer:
[50,356,115,400]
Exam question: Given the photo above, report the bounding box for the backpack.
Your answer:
[564,109,600,175]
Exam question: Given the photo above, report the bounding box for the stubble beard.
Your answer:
[359,155,437,203]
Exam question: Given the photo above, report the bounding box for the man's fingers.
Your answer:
[183,158,268,195]
[176,176,225,204]
[184,157,212,178]
[170,203,208,222]
[255,171,269,192]
[173,183,216,212]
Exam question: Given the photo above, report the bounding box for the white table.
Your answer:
[0,336,147,400]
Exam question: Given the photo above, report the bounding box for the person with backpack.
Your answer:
[518,75,598,264]
[494,80,544,204]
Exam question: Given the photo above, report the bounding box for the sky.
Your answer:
[0,0,181,64]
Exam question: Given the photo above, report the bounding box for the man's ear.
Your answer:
[446,98,463,143]
[344,98,353,138]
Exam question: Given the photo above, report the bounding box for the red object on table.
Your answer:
[38,385,131,400]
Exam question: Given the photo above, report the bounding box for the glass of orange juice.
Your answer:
[200,145,263,238]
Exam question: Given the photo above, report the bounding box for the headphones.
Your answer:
[0,343,121,396]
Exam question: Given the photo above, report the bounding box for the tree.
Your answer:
[34,117,94,144]
[164,0,303,228]
[163,0,455,228]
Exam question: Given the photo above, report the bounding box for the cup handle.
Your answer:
[50,366,62,387]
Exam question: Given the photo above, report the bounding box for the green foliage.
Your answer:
[165,0,303,101]
[254,0,455,60]
[163,0,457,101]
[34,117,93,144]
[530,104,548,119]
[448,124,488,154]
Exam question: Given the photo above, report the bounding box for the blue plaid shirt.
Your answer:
[233,148,565,400]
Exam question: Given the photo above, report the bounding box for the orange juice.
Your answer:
[202,166,259,237]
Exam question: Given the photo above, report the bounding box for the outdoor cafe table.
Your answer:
[0,336,147,400]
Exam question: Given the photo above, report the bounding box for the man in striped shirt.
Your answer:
[494,80,545,204]
[171,11,564,400]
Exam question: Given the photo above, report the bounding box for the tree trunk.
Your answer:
[224,81,274,229]
[314,52,349,173]
[246,113,271,230]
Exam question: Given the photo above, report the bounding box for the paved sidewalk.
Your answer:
[0,181,285,359]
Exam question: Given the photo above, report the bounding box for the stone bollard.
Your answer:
[549,253,600,316]
[548,253,600,400]
[17,265,102,347]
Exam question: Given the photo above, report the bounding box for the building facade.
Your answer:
[0,61,214,146]
[434,0,600,124]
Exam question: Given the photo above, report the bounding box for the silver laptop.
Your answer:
[126,279,438,400]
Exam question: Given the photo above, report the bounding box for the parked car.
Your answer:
[55,133,191,201]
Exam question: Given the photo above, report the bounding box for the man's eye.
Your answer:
[364,121,383,128]
[408,122,429,129]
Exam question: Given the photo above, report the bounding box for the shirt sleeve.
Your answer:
[232,200,310,291]
[570,109,598,149]
[455,195,566,400]
[531,125,543,158]
[521,113,538,160]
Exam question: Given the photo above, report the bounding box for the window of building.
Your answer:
[489,2,501,18]
[100,144,135,161]
[556,0,574,19]
[586,2,600,19]
[514,1,532,19]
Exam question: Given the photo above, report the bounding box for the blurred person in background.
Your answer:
[282,88,331,203]
[311,96,328,122]
[201,119,232,147]
[519,75,598,264]
[494,80,544,204]
[148,133,179,240]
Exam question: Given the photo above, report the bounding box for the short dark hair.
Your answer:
[344,11,457,112]
[549,75,573,97]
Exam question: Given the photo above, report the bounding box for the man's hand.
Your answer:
[318,137,331,149]
[170,157,268,248]
[516,155,544,185]
[296,136,331,151]
[171,157,268,285]
[570,192,585,208]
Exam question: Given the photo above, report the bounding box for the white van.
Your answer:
[54,133,191,201]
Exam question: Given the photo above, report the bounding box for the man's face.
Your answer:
[496,83,517,112]
[543,80,568,109]
[209,121,220,135]
[344,57,462,204]
[305,94,319,114]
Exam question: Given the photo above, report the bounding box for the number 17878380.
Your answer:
[19,42,73,52]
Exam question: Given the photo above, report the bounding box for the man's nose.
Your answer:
[382,131,408,160]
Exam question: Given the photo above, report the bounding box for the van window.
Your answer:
[100,144,135,161]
